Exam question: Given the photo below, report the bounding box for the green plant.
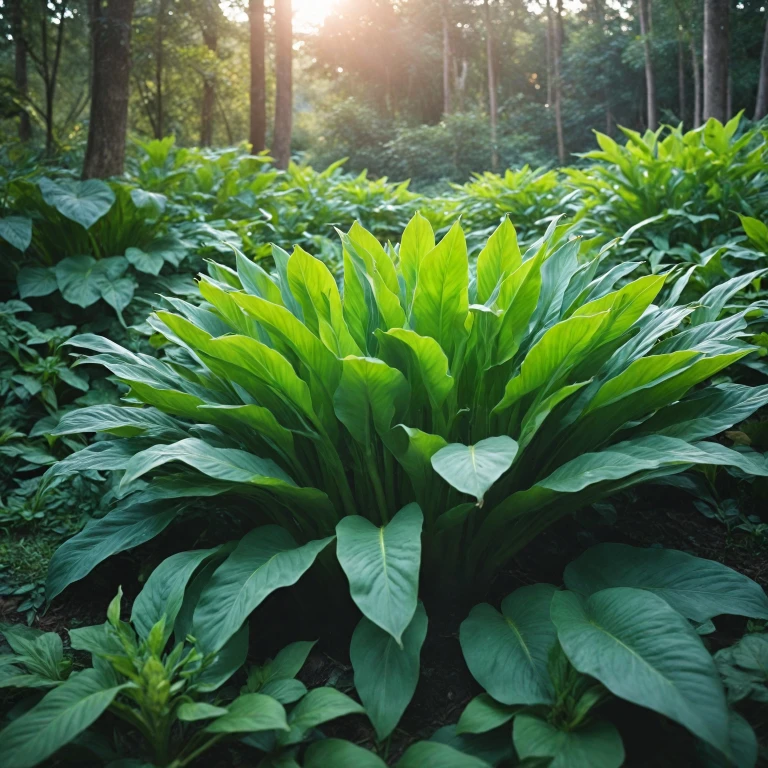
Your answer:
[456,544,768,768]
[42,215,768,739]
[0,574,369,768]
[566,116,768,266]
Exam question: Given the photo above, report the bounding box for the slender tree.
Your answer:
[552,0,566,163]
[249,0,266,152]
[678,31,686,124]
[703,0,729,121]
[754,14,768,119]
[11,0,31,141]
[273,0,292,169]
[638,0,657,129]
[83,0,135,178]
[200,0,218,146]
[154,0,167,139]
[24,0,68,154]
[442,0,452,115]
[483,0,498,171]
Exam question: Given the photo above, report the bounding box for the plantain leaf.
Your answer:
[351,602,428,740]
[513,714,624,768]
[432,436,518,503]
[565,544,768,622]
[460,584,557,706]
[551,588,730,755]
[192,527,333,652]
[336,503,423,646]
[0,669,128,768]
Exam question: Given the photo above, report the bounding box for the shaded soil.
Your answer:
[1,492,767,767]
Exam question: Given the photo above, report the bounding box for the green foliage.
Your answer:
[0,583,370,768]
[566,116,768,267]
[456,544,768,768]
[38,212,768,746]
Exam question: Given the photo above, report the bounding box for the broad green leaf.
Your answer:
[192,527,333,652]
[0,669,127,768]
[204,693,289,734]
[131,547,218,642]
[260,678,308,704]
[265,640,316,682]
[304,739,388,768]
[125,247,164,276]
[232,291,341,395]
[39,177,115,229]
[565,544,768,622]
[738,214,768,252]
[460,584,557,706]
[430,725,516,765]
[400,212,435,308]
[632,383,768,442]
[351,602,428,740]
[176,702,228,721]
[236,250,284,304]
[586,351,699,412]
[572,274,665,343]
[333,356,409,444]
[456,694,518,735]
[382,328,454,408]
[432,436,518,503]
[551,588,730,755]
[336,503,423,646]
[196,623,250,692]
[397,741,491,768]
[46,500,181,601]
[17,266,57,298]
[412,221,469,357]
[513,714,624,768]
[494,312,608,413]
[120,437,296,490]
[287,244,360,356]
[54,256,105,308]
[0,215,32,251]
[389,425,448,502]
[53,405,186,440]
[129,188,166,216]
[476,217,521,304]
[283,687,366,745]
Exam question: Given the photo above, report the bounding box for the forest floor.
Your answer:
[1,491,766,768]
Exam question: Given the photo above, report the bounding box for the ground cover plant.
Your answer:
[1,117,768,767]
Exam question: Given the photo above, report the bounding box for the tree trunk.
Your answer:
[755,16,768,119]
[249,0,266,152]
[11,0,31,141]
[442,0,452,115]
[154,0,166,139]
[678,33,686,124]
[483,0,498,171]
[691,37,702,127]
[200,6,217,147]
[273,0,292,169]
[703,0,729,122]
[638,0,657,130]
[83,0,135,179]
[545,2,553,106]
[552,0,566,164]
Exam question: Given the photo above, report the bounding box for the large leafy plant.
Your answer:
[456,544,768,768]
[45,215,768,739]
[566,115,768,266]
[0,577,369,768]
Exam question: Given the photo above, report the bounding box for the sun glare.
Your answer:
[292,0,338,30]
[220,0,338,31]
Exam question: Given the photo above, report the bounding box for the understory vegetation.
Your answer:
[1,116,768,768]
